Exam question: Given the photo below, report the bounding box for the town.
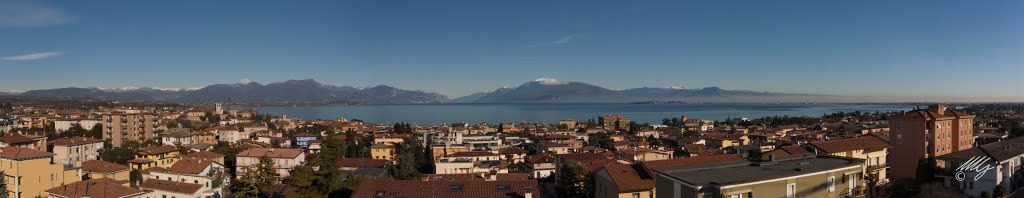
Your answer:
[1,99,1023,198]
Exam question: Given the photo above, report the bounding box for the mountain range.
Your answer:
[2,78,833,104]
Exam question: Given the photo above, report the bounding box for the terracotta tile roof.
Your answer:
[0,134,36,144]
[556,153,607,163]
[140,179,203,195]
[779,145,809,155]
[81,160,129,173]
[597,162,655,192]
[498,147,527,155]
[167,131,192,138]
[165,158,215,175]
[0,146,53,160]
[353,178,541,198]
[50,137,103,146]
[525,155,555,164]
[45,178,146,198]
[237,148,303,158]
[293,132,317,137]
[642,154,746,170]
[421,173,531,181]
[450,151,497,157]
[137,145,178,155]
[808,136,890,154]
[182,151,225,160]
[544,134,576,140]
[337,158,387,168]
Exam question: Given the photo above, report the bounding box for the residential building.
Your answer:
[294,132,318,148]
[53,118,101,132]
[936,137,1024,197]
[889,104,975,180]
[236,148,305,180]
[102,112,156,147]
[181,151,226,165]
[654,154,865,198]
[0,147,82,198]
[526,155,556,179]
[593,155,745,198]
[371,144,397,161]
[127,145,180,170]
[807,136,891,189]
[161,131,194,146]
[600,115,630,131]
[0,134,46,151]
[49,137,104,165]
[147,158,225,197]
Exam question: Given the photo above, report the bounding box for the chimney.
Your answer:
[928,104,946,115]
[489,174,497,181]
[524,188,533,198]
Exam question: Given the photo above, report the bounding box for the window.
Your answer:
[632,193,640,198]
[730,194,743,198]
[787,183,797,198]
[827,176,836,192]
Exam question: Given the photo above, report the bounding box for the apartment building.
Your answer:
[600,115,631,131]
[807,136,891,190]
[371,144,397,161]
[936,137,1024,197]
[49,137,104,165]
[127,145,180,170]
[235,148,305,180]
[147,158,225,197]
[0,147,82,198]
[102,112,156,147]
[654,154,865,198]
[593,155,745,198]
[889,104,974,180]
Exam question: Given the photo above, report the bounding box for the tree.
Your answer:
[0,170,7,198]
[233,157,277,197]
[100,147,137,165]
[558,162,590,198]
[994,185,1006,198]
[87,123,103,139]
[916,158,937,183]
[129,169,142,187]
[864,171,879,196]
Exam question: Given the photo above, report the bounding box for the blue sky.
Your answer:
[1,0,1023,100]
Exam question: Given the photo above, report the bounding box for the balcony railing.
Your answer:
[866,163,888,171]
[842,187,867,198]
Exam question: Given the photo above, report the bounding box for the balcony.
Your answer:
[866,163,888,171]
[842,187,867,198]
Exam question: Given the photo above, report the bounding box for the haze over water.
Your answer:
[258,103,914,124]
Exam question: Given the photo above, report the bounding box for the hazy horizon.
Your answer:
[3,0,1024,101]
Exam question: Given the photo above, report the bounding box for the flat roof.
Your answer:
[654,154,863,187]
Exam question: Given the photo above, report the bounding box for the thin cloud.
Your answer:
[0,2,71,28]
[1,51,63,61]
[240,78,253,84]
[529,34,578,47]
[552,35,575,45]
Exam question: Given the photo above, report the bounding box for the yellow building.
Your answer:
[128,145,180,170]
[808,136,890,190]
[371,144,396,161]
[17,114,51,129]
[0,146,81,198]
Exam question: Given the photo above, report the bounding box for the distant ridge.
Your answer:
[3,78,836,104]
[453,78,835,103]
[13,79,448,104]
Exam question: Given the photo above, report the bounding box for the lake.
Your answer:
[256,103,914,125]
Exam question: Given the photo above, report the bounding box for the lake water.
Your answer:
[257,103,914,125]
